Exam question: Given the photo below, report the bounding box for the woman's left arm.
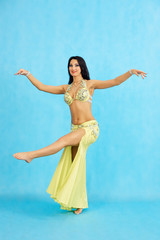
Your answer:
[91,69,147,89]
[114,69,147,85]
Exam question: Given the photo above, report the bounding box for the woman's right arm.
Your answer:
[14,69,68,94]
[38,83,68,94]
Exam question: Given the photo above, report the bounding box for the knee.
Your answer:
[57,136,67,147]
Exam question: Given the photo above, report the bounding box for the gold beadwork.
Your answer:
[71,121,99,140]
[64,80,92,106]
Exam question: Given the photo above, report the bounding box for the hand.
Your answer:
[14,69,29,76]
[131,69,147,79]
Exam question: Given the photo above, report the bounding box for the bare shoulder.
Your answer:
[84,79,94,89]
[63,84,69,92]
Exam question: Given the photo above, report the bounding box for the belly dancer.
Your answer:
[13,56,147,214]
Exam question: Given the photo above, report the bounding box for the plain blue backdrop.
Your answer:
[0,0,160,239]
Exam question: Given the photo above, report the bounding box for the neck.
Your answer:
[72,75,83,83]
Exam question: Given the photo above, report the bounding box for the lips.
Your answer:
[72,71,77,73]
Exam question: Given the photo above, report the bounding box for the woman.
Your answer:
[13,56,147,215]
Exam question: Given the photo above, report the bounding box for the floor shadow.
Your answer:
[0,193,73,219]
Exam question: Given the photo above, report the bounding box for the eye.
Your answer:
[69,64,79,67]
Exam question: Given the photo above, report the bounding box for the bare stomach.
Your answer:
[69,101,95,125]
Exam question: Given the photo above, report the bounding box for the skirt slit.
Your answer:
[46,120,99,211]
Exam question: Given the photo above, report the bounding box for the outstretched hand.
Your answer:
[131,69,147,79]
[14,69,29,76]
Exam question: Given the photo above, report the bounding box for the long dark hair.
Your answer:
[67,56,90,84]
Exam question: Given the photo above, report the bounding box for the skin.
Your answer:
[66,60,95,124]
[13,59,147,214]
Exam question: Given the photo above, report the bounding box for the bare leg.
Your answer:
[13,128,86,163]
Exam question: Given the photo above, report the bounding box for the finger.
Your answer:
[141,71,147,75]
[15,71,21,75]
[137,70,145,74]
[143,73,147,78]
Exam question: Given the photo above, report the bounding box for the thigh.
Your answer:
[60,128,86,147]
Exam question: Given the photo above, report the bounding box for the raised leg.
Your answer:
[13,128,86,163]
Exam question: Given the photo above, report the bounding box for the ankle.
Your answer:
[28,151,37,159]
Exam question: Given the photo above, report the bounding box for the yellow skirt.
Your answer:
[46,119,99,211]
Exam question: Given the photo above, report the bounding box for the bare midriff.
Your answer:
[64,79,96,125]
[70,101,95,125]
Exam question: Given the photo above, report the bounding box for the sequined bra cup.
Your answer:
[64,79,92,106]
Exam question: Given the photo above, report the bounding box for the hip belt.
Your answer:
[71,120,99,136]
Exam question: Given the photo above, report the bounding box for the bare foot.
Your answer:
[13,152,33,163]
[74,208,83,215]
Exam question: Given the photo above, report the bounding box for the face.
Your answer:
[69,59,82,77]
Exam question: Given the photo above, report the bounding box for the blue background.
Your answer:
[0,0,160,239]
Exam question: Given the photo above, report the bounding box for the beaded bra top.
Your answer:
[64,79,92,106]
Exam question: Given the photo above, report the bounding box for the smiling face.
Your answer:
[69,59,82,77]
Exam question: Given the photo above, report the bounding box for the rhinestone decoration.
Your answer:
[71,122,99,139]
[64,80,91,105]
[64,92,73,105]
[76,88,89,101]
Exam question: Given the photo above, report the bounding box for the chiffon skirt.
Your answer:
[46,119,99,211]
